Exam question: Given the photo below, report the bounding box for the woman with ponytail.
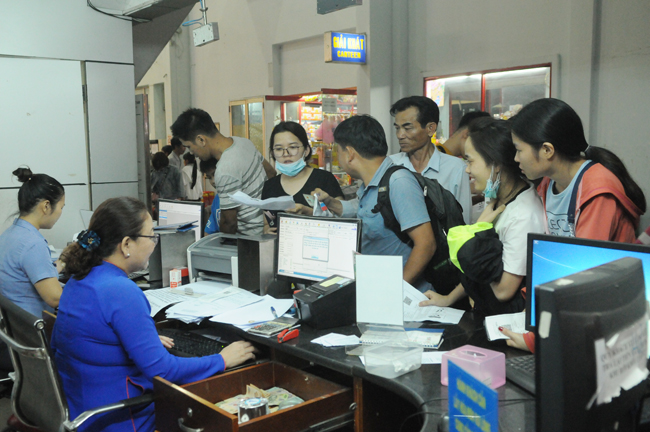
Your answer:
[0,167,64,317]
[52,197,256,432]
[182,152,203,200]
[500,98,646,351]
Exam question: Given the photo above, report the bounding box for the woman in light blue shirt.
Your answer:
[0,167,65,317]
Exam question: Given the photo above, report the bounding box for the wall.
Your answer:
[186,0,361,139]
[0,1,137,248]
[138,26,193,144]
[592,0,650,230]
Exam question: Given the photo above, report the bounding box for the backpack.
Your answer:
[371,165,465,294]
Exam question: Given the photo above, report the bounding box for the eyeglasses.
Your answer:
[273,146,303,157]
[132,233,160,245]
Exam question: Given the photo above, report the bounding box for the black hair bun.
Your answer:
[12,167,33,183]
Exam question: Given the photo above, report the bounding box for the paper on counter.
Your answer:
[484,311,526,341]
[311,333,361,347]
[144,288,191,317]
[166,286,262,321]
[210,295,294,325]
[421,351,447,364]
[403,281,465,324]
[359,351,447,366]
[230,191,295,211]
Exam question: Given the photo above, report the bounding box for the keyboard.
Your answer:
[505,355,536,395]
[158,328,227,358]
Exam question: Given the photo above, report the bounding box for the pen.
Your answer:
[270,306,278,319]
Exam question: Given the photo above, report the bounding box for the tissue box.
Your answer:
[364,341,423,379]
[441,345,505,389]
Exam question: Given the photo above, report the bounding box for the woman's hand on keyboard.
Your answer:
[221,341,258,369]
[159,335,174,349]
[499,327,530,352]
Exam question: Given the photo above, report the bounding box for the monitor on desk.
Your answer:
[526,234,650,331]
[158,199,205,243]
[276,213,362,283]
[536,257,648,431]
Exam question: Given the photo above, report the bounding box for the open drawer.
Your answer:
[154,361,354,432]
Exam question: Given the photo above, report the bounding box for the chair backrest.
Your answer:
[0,294,69,432]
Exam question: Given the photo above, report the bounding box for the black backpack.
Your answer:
[371,165,465,294]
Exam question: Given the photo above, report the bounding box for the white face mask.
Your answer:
[276,157,306,177]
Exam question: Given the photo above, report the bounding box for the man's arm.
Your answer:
[262,159,277,179]
[219,208,238,234]
[402,222,436,285]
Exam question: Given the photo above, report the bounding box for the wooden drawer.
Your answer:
[154,361,354,432]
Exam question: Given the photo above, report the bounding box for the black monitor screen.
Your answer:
[276,213,361,283]
[536,257,648,431]
[526,234,650,330]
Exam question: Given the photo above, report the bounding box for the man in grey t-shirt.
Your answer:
[171,108,275,235]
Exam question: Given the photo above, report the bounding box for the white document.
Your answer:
[143,288,192,317]
[166,286,262,320]
[210,295,294,325]
[421,351,447,364]
[484,311,526,341]
[402,281,465,325]
[594,316,649,406]
[311,333,361,347]
[230,191,295,211]
[356,255,403,326]
[181,280,232,296]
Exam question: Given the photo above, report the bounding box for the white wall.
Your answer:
[138,26,193,143]
[592,0,650,230]
[0,2,137,248]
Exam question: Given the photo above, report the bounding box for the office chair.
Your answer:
[0,295,153,432]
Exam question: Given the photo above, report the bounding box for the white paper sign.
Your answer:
[594,316,649,406]
[356,255,403,326]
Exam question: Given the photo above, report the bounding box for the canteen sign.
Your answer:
[324,32,367,64]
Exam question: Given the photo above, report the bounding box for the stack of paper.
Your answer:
[165,285,263,323]
[210,296,294,331]
[143,281,230,317]
[360,328,444,349]
[311,333,361,347]
[403,281,465,324]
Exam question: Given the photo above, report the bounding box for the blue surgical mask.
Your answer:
[483,166,501,202]
[276,158,306,177]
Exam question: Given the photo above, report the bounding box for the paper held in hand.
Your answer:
[230,191,295,211]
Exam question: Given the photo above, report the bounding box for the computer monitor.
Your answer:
[157,199,205,243]
[536,257,648,432]
[526,234,650,330]
[276,213,362,283]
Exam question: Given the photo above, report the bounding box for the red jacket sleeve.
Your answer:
[576,194,635,242]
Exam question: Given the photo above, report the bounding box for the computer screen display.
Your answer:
[158,199,204,242]
[276,213,362,283]
[526,234,650,330]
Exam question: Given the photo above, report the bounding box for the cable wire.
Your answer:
[87,0,151,23]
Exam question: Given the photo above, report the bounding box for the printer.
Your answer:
[294,275,356,330]
[187,233,276,293]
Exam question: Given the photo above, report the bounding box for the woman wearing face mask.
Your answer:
[419,118,545,315]
[262,122,344,234]
[499,98,646,351]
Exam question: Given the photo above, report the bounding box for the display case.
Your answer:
[424,64,551,142]
[266,88,357,186]
[229,98,266,158]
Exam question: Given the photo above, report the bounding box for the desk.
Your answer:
[159,310,535,432]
